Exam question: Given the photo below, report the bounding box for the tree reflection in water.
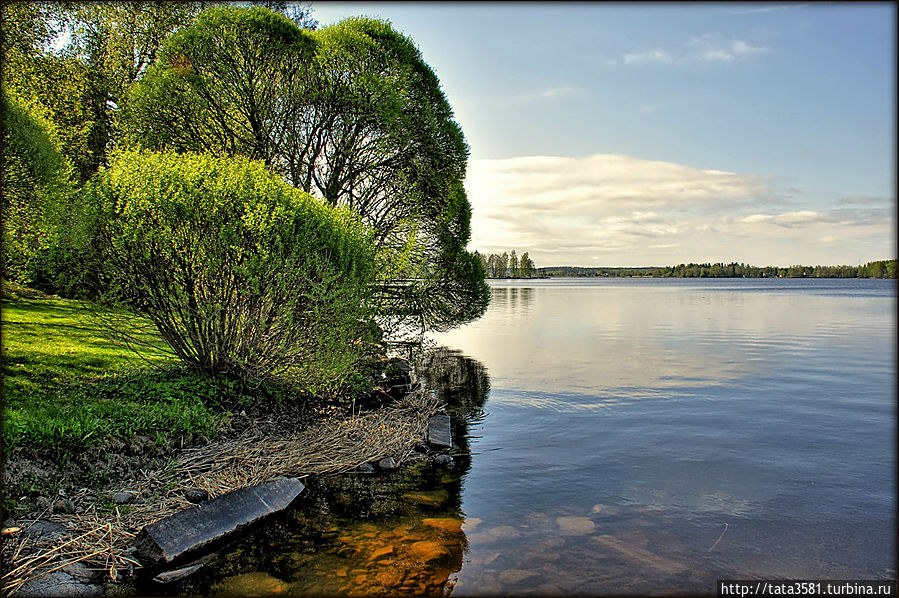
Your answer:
[158,348,490,597]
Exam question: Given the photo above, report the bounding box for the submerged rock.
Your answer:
[434,454,454,468]
[556,516,595,536]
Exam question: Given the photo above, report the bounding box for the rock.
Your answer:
[53,499,76,514]
[409,540,450,563]
[422,518,463,533]
[136,477,304,564]
[434,454,454,468]
[498,569,538,585]
[377,457,398,470]
[401,490,448,506]
[214,572,288,596]
[183,488,209,504]
[487,525,520,540]
[427,414,452,449]
[153,563,204,584]
[369,546,394,561]
[356,462,375,473]
[413,442,430,454]
[113,492,135,505]
[24,520,67,542]
[556,516,595,536]
[17,564,101,597]
[593,534,687,575]
[461,517,482,532]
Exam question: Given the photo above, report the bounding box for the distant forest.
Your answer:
[539,260,898,279]
[476,250,537,278]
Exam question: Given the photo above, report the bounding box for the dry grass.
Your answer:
[1,390,441,596]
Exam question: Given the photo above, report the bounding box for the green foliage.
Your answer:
[86,149,378,394]
[124,7,488,334]
[482,249,537,278]
[0,89,74,286]
[0,295,228,452]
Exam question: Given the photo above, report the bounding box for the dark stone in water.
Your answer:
[427,414,452,449]
[434,454,454,468]
[356,462,375,473]
[135,477,305,564]
[377,457,398,470]
[184,488,209,504]
[114,492,135,505]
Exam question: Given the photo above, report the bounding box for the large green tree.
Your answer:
[124,7,488,333]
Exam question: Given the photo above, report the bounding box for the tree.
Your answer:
[85,149,378,394]
[520,252,535,278]
[509,250,519,278]
[124,7,488,333]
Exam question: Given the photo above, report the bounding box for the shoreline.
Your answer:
[1,371,442,596]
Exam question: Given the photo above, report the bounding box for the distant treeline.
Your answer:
[476,250,537,278]
[539,260,898,279]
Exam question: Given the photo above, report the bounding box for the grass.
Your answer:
[1,289,238,454]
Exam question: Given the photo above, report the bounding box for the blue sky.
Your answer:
[315,2,895,267]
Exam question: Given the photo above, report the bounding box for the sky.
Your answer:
[312,2,896,267]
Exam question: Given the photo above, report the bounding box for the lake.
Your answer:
[170,277,896,596]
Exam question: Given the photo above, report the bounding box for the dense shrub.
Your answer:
[1,89,74,287]
[85,149,379,395]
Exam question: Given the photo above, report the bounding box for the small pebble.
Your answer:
[113,492,135,505]
[184,488,209,504]
[377,457,398,470]
[53,499,76,514]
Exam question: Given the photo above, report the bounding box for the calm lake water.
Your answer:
[171,278,896,596]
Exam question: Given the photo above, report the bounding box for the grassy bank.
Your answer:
[1,287,237,457]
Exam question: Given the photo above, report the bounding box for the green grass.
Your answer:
[1,292,239,453]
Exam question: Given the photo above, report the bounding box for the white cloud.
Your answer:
[738,210,831,227]
[622,50,675,65]
[464,154,895,267]
[614,34,771,67]
[512,85,579,103]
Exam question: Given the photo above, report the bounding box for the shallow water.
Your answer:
[167,278,897,596]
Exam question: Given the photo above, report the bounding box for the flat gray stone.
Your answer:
[135,477,304,564]
[113,492,134,505]
[24,520,67,542]
[17,564,101,597]
[427,414,452,449]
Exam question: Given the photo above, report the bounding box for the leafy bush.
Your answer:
[85,149,379,395]
[1,89,74,286]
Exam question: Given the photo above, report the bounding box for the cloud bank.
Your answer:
[464,154,895,267]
